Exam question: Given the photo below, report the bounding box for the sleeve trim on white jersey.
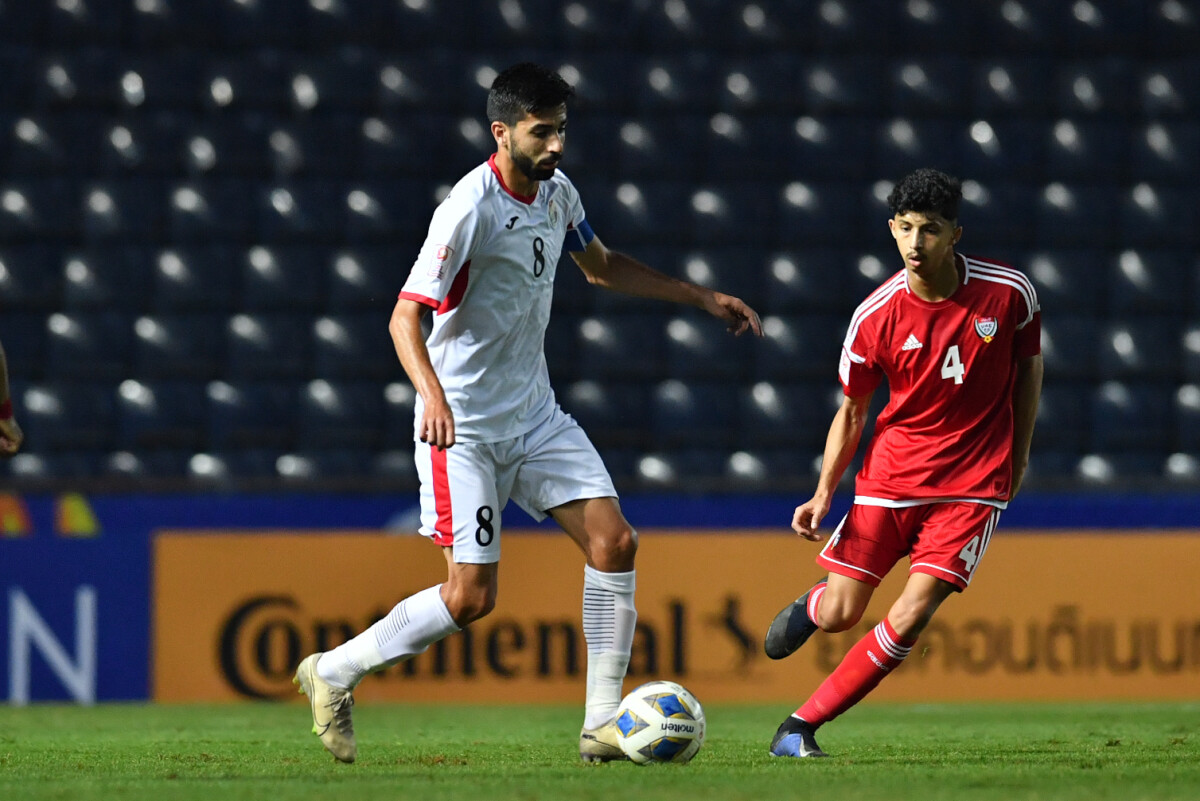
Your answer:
[399,291,440,309]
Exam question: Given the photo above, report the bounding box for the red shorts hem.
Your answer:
[815,554,883,588]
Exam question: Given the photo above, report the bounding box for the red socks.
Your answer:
[796,618,915,727]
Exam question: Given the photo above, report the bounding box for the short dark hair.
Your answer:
[887,168,962,222]
[487,63,575,126]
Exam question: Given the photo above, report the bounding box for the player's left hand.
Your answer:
[705,292,762,337]
[0,416,23,456]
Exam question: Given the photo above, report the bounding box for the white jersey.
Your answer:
[399,155,593,442]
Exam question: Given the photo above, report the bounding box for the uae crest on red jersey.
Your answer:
[974,316,998,343]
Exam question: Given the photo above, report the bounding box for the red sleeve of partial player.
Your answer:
[1014,311,1041,360]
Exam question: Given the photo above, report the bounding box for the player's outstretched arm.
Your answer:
[793,392,873,541]
[570,235,762,337]
[0,339,21,456]
[1009,353,1043,499]
[389,299,455,450]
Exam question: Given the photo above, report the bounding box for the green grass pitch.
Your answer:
[1,702,1197,801]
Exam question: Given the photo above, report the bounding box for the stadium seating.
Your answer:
[0,2,1195,489]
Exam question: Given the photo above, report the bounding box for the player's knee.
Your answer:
[816,596,866,633]
[443,583,496,626]
[590,525,637,572]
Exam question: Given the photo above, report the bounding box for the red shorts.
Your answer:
[815,501,1002,591]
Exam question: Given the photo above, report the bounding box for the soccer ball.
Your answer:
[614,680,706,764]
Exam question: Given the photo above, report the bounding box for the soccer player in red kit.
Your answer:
[764,168,1043,758]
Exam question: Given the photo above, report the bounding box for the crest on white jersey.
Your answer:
[428,244,453,279]
[548,199,560,227]
[974,316,998,343]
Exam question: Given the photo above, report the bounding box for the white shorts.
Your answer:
[413,404,618,564]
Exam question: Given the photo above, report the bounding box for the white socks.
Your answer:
[582,565,637,729]
[317,584,459,690]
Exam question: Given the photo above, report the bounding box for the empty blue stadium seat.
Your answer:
[559,380,649,447]
[201,53,290,113]
[576,313,665,379]
[1119,185,1196,247]
[781,116,872,180]
[1024,250,1105,314]
[634,448,728,489]
[724,446,818,490]
[873,117,957,177]
[328,247,400,311]
[0,244,60,308]
[958,120,1044,181]
[797,56,886,113]
[152,246,239,311]
[166,178,255,241]
[611,116,704,180]
[239,246,324,310]
[45,310,131,379]
[1054,59,1135,116]
[775,180,860,247]
[0,179,77,238]
[343,179,427,243]
[1034,383,1091,451]
[1044,119,1127,179]
[1138,60,1200,117]
[19,381,114,452]
[296,379,385,449]
[311,313,396,379]
[971,58,1055,116]
[633,54,716,112]
[115,379,206,450]
[132,313,223,379]
[673,248,765,311]
[356,115,417,178]
[0,312,47,380]
[583,180,689,247]
[762,249,856,315]
[1097,320,1178,378]
[206,379,296,450]
[1183,324,1200,380]
[1174,383,1200,451]
[381,381,418,449]
[172,113,267,176]
[61,247,152,312]
[544,312,579,384]
[1130,121,1200,183]
[226,312,310,378]
[885,56,970,113]
[740,380,832,450]
[755,315,844,380]
[1039,316,1099,379]
[102,448,192,482]
[688,182,773,245]
[1106,249,1190,314]
[1148,2,1200,55]
[372,449,418,485]
[1089,381,1171,453]
[664,311,753,380]
[1034,182,1118,247]
[81,178,165,242]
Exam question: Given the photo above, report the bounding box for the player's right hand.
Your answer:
[791,498,828,542]
[418,397,455,451]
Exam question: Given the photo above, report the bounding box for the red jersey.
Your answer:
[838,254,1041,506]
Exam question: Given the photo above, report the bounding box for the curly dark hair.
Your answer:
[886,168,962,221]
[487,63,575,126]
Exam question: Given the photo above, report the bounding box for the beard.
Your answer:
[510,144,559,181]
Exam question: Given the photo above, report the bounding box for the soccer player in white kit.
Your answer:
[294,63,762,764]
[763,169,1043,758]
